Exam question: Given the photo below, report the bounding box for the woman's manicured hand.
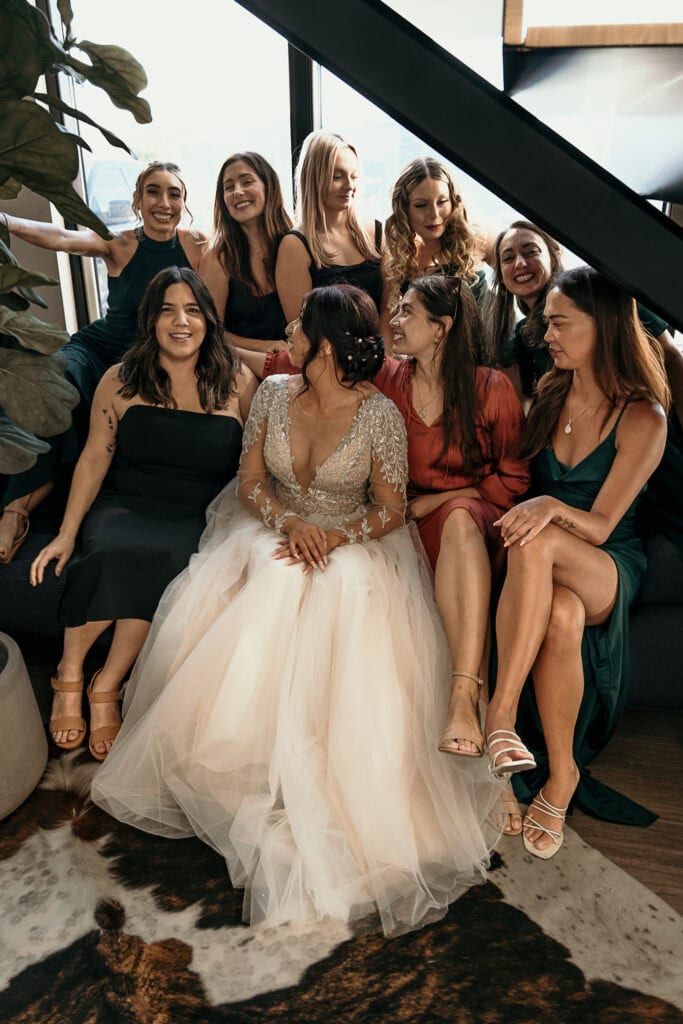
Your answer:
[494,496,559,547]
[30,533,75,585]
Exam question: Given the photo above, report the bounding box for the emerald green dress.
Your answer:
[510,410,656,826]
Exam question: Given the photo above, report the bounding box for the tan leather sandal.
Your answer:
[0,510,29,564]
[438,670,484,758]
[87,670,122,762]
[49,675,86,750]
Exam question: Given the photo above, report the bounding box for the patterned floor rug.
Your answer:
[1,753,681,1024]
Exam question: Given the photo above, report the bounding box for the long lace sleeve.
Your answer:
[340,396,408,544]
[237,380,298,533]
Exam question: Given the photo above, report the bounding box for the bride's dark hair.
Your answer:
[299,284,384,386]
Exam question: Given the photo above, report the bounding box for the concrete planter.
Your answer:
[0,632,48,819]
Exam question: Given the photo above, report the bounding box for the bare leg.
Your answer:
[0,483,54,559]
[524,585,584,852]
[89,618,151,755]
[435,509,490,754]
[51,619,113,744]
[485,524,618,769]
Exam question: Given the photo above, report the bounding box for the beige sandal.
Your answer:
[438,670,484,758]
[49,675,86,750]
[87,670,122,762]
[0,510,29,564]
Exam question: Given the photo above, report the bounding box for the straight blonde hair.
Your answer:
[294,130,377,269]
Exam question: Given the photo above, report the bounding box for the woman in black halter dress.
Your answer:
[31,268,256,761]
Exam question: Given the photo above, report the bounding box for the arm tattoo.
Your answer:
[554,514,576,531]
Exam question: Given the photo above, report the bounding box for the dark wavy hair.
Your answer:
[523,266,670,458]
[403,276,486,477]
[212,152,292,297]
[299,285,384,387]
[117,266,239,411]
[485,220,563,366]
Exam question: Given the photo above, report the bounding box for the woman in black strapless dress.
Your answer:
[275,130,383,323]
[198,152,292,355]
[31,267,256,760]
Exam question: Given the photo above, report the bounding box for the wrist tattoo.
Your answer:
[554,514,576,531]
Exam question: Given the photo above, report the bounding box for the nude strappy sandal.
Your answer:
[438,670,484,758]
[486,729,537,778]
[49,675,86,750]
[87,670,122,762]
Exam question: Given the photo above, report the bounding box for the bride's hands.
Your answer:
[279,519,328,570]
[272,527,346,573]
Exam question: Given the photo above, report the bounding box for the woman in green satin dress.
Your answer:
[485,267,670,858]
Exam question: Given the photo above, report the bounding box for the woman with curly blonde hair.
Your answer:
[381,158,488,343]
[275,130,383,322]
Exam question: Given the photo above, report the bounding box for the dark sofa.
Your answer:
[1,501,681,709]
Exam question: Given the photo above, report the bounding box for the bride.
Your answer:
[92,283,501,935]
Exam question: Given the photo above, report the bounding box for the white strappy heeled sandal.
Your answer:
[522,789,569,860]
[486,729,537,778]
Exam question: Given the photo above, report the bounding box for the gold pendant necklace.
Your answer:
[564,384,599,434]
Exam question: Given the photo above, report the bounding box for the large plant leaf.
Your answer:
[67,44,152,124]
[0,264,58,291]
[33,92,135,155]
[0,292,30,312]
[40,183,112,237]
[0,348,78,435]
[0,99,79,187]
[0,238,49,308]
[0,176,21,199]
[0,412,51,474]
[0,308,69,353]
[0,0,70,98]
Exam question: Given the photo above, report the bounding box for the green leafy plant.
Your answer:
[0,0,151,473]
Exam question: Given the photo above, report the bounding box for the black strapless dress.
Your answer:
[59,406,242,625]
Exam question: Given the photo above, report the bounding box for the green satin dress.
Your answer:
[510,410,656,826]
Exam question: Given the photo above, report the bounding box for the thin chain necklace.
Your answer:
[413,372,442,420]
[564,384,602,434]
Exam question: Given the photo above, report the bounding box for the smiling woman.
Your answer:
[30,266,255,761]
[0,162,209,563]
[198,152,293,355]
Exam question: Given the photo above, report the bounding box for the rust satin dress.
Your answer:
[264,353,530,571]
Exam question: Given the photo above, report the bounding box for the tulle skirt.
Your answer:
[92,484,502,935]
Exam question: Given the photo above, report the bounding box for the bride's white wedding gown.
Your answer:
[92,376,501,935]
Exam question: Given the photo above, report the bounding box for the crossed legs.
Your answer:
[486,524,618,852]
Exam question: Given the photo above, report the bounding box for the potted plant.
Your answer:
[0,0,151,475]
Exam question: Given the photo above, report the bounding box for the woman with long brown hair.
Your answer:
[485,267,669,855]
[0,161,206,563]
[198,152,292,353]
[31,267,255,759]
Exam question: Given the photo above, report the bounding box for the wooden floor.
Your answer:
[570,708,683,915]
[20,640,683,916]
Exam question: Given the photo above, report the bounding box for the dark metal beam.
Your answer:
[235,0,683,330]
[287,44,315,181]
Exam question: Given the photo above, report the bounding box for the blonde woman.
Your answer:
[275,130,383,322]
[381,157,489,344]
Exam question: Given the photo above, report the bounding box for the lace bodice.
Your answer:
[238,375,407,540]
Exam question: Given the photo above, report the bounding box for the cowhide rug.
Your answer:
[0,753,681,1023]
